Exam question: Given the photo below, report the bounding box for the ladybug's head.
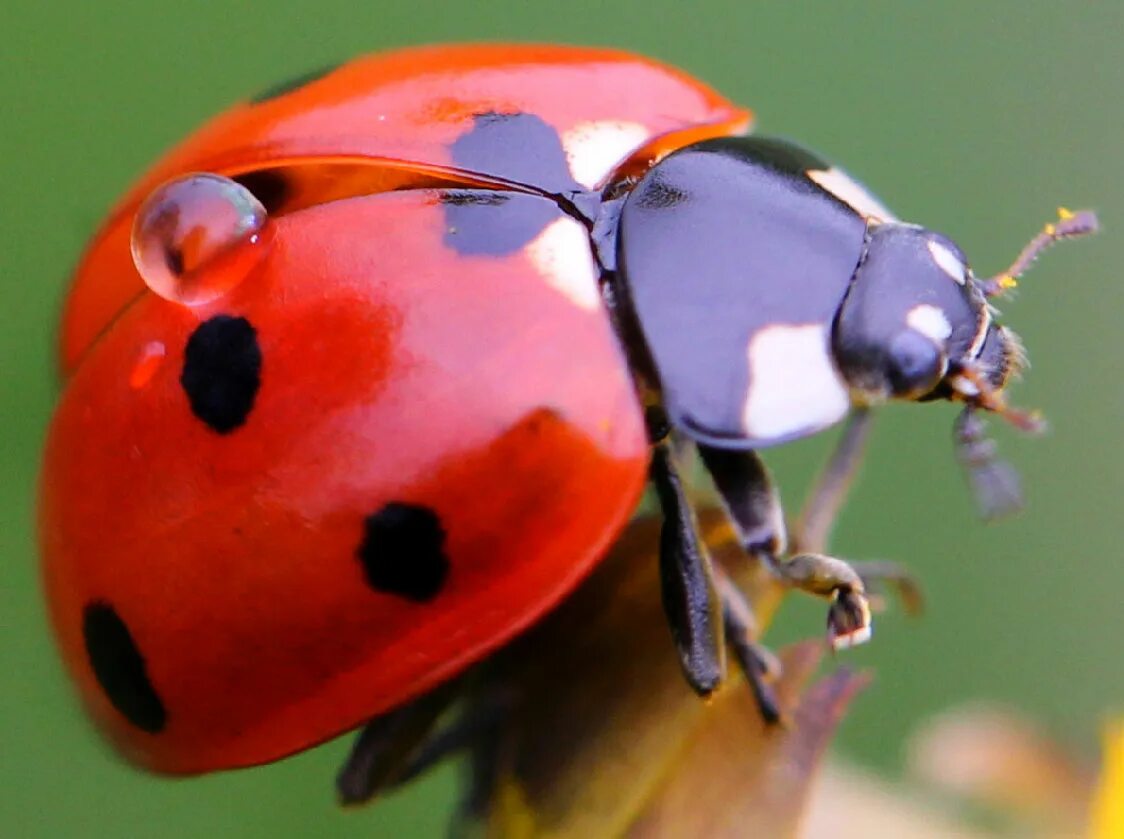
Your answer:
[833,209,1098,418]
[831,208,1097,517]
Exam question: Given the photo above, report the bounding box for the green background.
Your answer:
[4,3,1120,835]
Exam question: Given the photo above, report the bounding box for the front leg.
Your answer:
[699,435,875,650]
[650,441,726,695]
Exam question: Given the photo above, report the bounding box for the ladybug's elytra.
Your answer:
[39,44,1096,784]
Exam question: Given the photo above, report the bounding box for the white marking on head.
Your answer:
[526,216,602,311]
[807,167,896,221]
[562,120,650,189]
[927,239,967,285]
[907,303,953,343]
[742,324,850,441]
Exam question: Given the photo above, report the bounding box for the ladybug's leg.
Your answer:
[714,567,783,723]
[791,408,875,555]
[699,431,873,650]
[336,682,459,805]
[840,560,924,617]
[793,409,923,614]
[338,681,514,812]
[453,726,503,833]
[650,441,726,695]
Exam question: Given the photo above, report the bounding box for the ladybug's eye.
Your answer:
[131,173,272,306]
[887,330,946,398]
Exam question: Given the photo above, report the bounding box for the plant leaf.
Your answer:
[465,511,868,838]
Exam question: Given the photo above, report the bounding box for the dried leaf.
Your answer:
[625,643,869,838]
[468,511,866,838]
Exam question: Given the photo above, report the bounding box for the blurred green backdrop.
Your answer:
[4,2,1120,836]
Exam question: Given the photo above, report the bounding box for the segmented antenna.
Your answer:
[978,207,1099,297]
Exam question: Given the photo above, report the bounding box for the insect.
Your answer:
[39,44,1096,790]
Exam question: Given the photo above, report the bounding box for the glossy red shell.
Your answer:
[61,43,750,373]
[40,44,748,773]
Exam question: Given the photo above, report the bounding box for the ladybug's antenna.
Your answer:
[978,207,1099,298]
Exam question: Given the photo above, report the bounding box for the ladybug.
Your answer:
[39,44,1096,787]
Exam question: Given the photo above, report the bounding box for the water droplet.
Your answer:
[129,341,166,389]
[131,173,273,306]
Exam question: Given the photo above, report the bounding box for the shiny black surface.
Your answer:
[615,137,866,446]
[832,224,986,397]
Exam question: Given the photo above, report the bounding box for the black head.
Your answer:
[832,208,1097,518]
[833,209,1098,428]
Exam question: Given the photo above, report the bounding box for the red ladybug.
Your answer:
[39,43,1095,782]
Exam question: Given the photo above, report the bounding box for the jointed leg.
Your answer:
[650,441,726,695]
[337,682,460,805]
[699,411,893,650]
[846,560,924,617]
[714,567,782,723]
[702,410,923,651]
[337,681,513,815]
[794,409,922,613]
[793,409,874,555]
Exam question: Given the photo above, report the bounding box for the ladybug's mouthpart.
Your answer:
[949,359,1043,519]
[947,207,1098,517]
[954,407,1026,520]
[976,207,1100,298]
[949,365,1046,434]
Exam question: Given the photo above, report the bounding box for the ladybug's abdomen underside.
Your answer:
[41,188,649,772]
[61,44,749,374]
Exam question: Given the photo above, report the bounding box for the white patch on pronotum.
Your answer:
[742,323,850,440]
[807,167,897,222]
[966,305,991,359]
[906,303,953,343]
[562,120,650,189]
[526,216,602,311]
[927,239,967,285]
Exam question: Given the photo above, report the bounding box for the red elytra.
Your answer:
[60,44,750,373]
[40,44,751,774]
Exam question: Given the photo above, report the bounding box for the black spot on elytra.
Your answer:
[357,503,449,602]
[83,602,167,734]
[181,315,262,433]
[232,170,291,214]
[440,190,560,256]
[250,62,341,104]
[451,112,580,195]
